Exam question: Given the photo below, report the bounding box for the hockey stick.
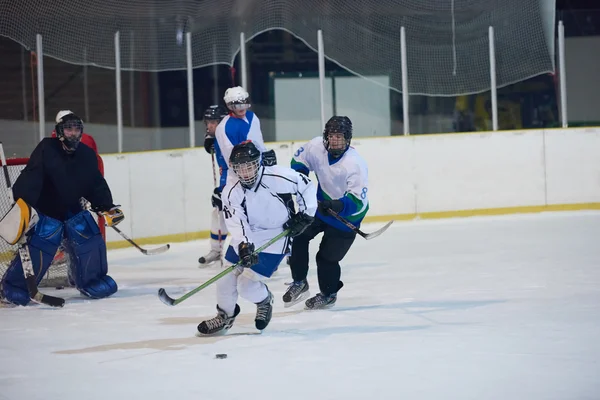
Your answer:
[0,142,64,307]
[110,225,170,255]
[158,229,290,306]
[211,150,223,267]
[326,208,394,240]
[81,199,170,255]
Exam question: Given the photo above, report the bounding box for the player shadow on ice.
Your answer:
[53,332,262,356]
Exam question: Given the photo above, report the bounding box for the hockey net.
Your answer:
[0,158,71,289]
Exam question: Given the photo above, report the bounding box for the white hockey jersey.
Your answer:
[221,165,318,255]
[291,136,369,232]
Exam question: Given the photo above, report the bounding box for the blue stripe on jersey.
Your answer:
[214,140,228,189]
[224,111,254,146]
[315,184,365,232]
[224,245,285,278]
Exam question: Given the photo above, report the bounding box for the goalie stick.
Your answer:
[326,208,394,240]
[81,199,170,256]
[0,142,65,308]
[158,229,290,306]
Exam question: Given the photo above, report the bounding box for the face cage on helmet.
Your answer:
[58,120,84,152]
[227,101,251,111]
[324,133,350,158]
[232,158,260,188]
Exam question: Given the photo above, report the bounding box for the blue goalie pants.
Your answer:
[0,211,118,306]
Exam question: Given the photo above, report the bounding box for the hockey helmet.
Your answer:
[224,86,250,111]
[55,110,84,153]
[323,116,352,158]
[203,105,228,122]
[230,140,261,188]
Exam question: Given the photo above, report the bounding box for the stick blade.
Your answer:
[158,288,176,306]
[364,220,395,240]
[142,244,170,255]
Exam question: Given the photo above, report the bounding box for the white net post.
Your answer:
[83,47,90,122]
[489,26,498,131]
[401,26,409,135]
[115,31,123,153]
[317,29,326,129]
[35,34,44,141]
[186,31,195,148]
[240,32,248,90]
[558,20,568,128]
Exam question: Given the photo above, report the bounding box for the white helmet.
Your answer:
[224,86,250,111]
[56,110,76,123]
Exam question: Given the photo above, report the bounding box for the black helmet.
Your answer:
[203,105,228,121]
[323,116,352,158]
[55,110,84,154]
[229,141,261,188]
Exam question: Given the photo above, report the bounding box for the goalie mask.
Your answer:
[55,110,84,154]
[323,116,352,158]
[230,141,261,189]
[224,86,251,112]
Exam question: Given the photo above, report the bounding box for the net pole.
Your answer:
[488,26,498,131]
[400,27,409,135]
[130,31,135,127]
[83,47,90,122]
[558,20,568,128]
[240,32,248,90]
[36,34,45,141]
[115,31,123,153]
[212,44,219,104]
[186,32,195,148]
[317,29,326,129]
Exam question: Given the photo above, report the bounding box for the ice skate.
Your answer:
[282,279,310,308]
[198,249,221,267]
[197,304,240,336]
[255,288,274,330]
[304,292,337,310]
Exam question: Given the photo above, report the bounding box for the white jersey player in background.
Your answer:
[197,141,317,335]
[198,105,230,266]
[283,116,369,309]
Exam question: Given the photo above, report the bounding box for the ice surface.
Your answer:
[1,211,600,400]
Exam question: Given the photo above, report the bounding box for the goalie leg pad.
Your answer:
[63,211,117,299]
[0,198,39,245]
[0,214,63,306]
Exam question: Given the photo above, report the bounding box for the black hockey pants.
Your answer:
[289,218,356,296]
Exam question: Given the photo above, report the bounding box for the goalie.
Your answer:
[0,110,124,306]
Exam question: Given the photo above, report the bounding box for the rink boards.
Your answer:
[100,127,600,249]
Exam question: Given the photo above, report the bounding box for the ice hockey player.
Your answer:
[198,105,229,266]
[207,86,277,261]
[197,141,317,335]
[283,116,369,310]
[0,110,124,306]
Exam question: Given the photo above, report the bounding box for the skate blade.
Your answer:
[283,291,310,308]
[304,301,336,311]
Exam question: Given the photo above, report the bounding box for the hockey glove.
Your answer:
[318,199,344,215]
[238,242,259,268]
[203,134,215,154]
[99,206,124,227]
[261,149,277,166]
[284,212,315,237]
[211,187,223,211]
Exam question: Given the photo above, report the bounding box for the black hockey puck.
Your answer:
[215,353,227,359]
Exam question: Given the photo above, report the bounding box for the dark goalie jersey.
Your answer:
[12,137,115,221]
